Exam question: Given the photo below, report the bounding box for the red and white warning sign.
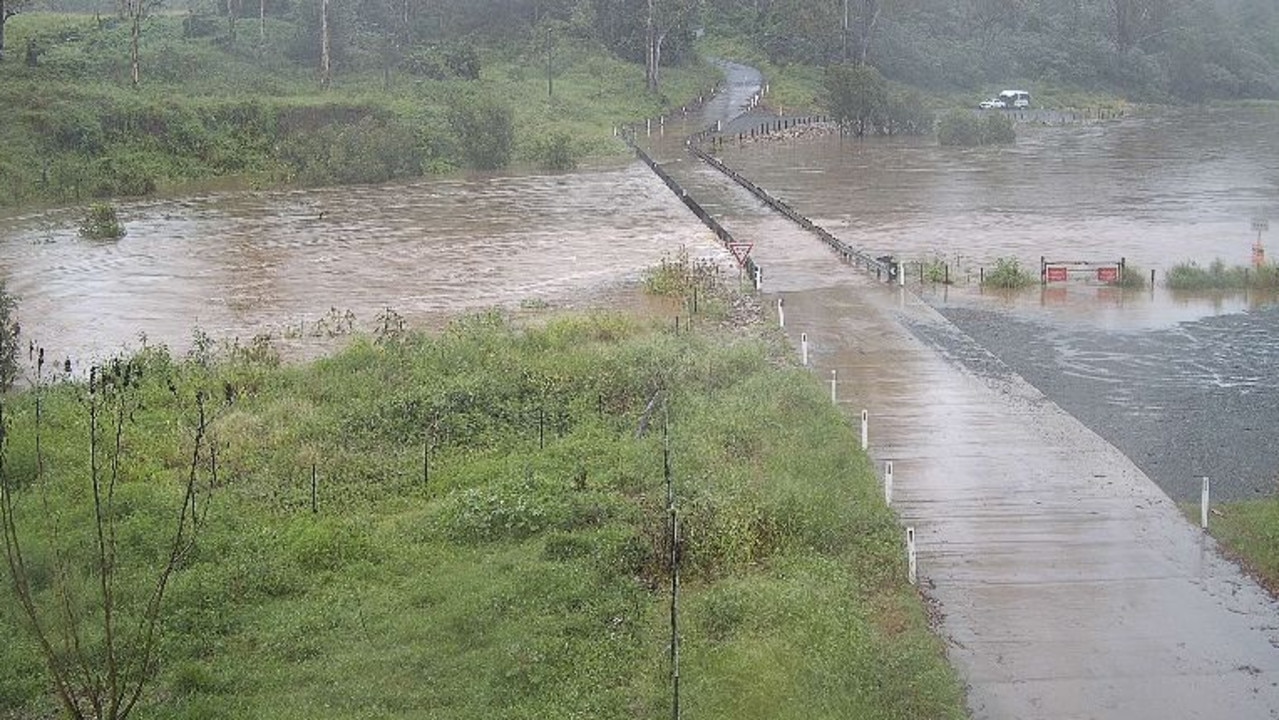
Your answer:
[727,242,754,268]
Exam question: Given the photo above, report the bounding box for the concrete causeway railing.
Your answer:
[685,139,896,281]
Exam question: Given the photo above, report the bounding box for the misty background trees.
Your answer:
[2,0,1273,101]
[0,0,1275,205]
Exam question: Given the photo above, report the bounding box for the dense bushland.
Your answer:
[0,8,717,206]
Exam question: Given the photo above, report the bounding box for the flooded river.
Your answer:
[0,162,715,363]
[1,77,1276,361]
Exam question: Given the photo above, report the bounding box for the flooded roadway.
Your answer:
[643,70,1279,718]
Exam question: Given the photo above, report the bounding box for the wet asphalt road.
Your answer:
[927,302,1279,503]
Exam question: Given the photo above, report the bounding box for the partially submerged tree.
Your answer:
[825,62,887,136]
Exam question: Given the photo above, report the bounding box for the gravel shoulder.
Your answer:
[920,300,1279,502]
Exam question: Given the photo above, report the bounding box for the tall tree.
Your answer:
[123,0,159,86]
[0,0,31,62]
[644,0,699,92]
[320,0,331,86]
[1107,0,1178,52]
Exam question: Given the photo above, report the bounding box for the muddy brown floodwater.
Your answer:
[642,74,1279,719]
[0,161,721,365]
[4,58,1279,719]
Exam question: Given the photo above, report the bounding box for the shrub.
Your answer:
[0,283,17,392]
[535,131,578,172]
[78,202,126,239]
[447,93,514,170]
[1117,264,1147,289]
[938,109,1015,146]
[1165,259,1279,290]
[982,257,1035,289]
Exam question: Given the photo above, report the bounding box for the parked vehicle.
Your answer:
[978,98,1006,109]
[998,90,1031,108]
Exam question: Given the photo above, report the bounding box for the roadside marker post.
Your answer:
[801,333,809,367]
[906,527,917,585]
[885,461,894,506]
[860,410,869,451]
[1201,476,1210,530]
[830,370,838,404]
[777,297,785,328]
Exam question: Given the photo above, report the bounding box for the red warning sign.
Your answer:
[1096,267,1118,283]
[1045,266,1068,282]
[727,242,754,268]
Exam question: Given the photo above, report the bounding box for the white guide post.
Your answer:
[1201,476,1210,530]
[906,527,917,585]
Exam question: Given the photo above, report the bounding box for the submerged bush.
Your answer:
[938,109,1015,146]
[79,202,125,239]
[982,257,1036,289]
[535,131,578,172]
[1165,259,1279,290]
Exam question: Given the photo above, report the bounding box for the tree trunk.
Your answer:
[645,0,656,92]
[258,0,264,43]
[130,1,141,86]
[320,0,330,88]
[226,0,237,44]
[856,0,881,66]
[0,0,8,63]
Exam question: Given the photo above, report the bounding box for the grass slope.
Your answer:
[0,307,964,719]
[0,12,719,206]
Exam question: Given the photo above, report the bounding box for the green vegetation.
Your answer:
[79,201,126,239]
[704,0,1279,103]
[1116,263,1148,290]
[937,110,1015,146]
[0,300,965,718]
[824,63,932,137]
[1165,260,1279,291]
[919,256,951,285]
[982,257,1037,289]
[0,5,718,206]
[1202,499,1279,597]
[0,283,15,392]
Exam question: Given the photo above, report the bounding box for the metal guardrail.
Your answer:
[686,138,894,280]
[622,132,762,284]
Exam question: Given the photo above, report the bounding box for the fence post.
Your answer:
[860,410,869,451]
[885,461,894,505]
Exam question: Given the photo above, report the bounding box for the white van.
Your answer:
[998,90,1031,108]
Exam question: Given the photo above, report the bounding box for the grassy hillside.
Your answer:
[0,11,719,207]
[0,289,965,719]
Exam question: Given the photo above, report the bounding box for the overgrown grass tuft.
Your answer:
[0,303,964,719]
[1165,259,1279,291]
[1201,498,1279,597]
[982,257,1037,289]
